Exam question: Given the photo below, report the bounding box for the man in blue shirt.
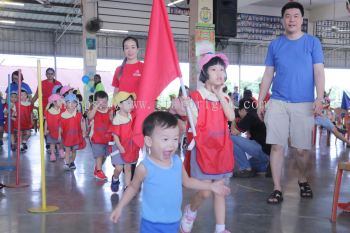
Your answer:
[257,2,325,204]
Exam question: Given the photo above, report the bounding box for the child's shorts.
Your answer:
[91,143,109,158]
[64,144,79,150]
[140,218,180,233]
[110,145,136,166]
[190,148,232,180]
[46,135,61,145]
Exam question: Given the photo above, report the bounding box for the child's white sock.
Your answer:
[215,224,225,233]
[112,175,119,182]
[186,205,197,217]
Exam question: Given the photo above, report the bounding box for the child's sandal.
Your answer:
[267,190,283,204]
[298,181,313,198]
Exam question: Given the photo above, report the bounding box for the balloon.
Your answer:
[90,87,95,93]
[82,75,89,84]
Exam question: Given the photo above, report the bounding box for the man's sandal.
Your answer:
[298,182,313,198]
[267,190,283,204]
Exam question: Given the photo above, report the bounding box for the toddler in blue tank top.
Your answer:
[110,111,230,233]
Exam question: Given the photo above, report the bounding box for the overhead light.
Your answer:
[0,1,24,7]
[99,29,128,34]
[0,20,16,24]
[168,0,185,7]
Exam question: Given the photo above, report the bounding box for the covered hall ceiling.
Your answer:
[0,0,348,36]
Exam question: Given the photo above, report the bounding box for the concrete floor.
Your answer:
[0,130,350,233]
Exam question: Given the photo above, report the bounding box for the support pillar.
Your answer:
[81,0,97,108]
[188,0,215,90]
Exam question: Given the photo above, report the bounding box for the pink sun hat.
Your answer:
[59,85,73,96]
[199,53,229,71]
[48,94,62,104]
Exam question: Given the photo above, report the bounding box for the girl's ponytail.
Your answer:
[117,57,127,80]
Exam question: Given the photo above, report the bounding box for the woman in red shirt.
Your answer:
[112,37,143,96]
[32,68,62,109]
[111,36,143,180]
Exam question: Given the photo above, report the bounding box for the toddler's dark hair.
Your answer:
[143,111,178,137]
[94,91,108,101]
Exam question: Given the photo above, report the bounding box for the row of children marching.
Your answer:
[44,85,137,193]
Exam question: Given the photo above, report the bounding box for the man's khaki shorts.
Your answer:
[264,99,314,150]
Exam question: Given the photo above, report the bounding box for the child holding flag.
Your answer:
[181,53,235,233]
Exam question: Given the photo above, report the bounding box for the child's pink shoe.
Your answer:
[59,149,65,159]
[49,153,56,162]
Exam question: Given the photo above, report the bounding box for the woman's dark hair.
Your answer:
[46,67,55,74]
[45,67,56,83]
[199,57,227,83]
[11,71,24,82]
[238,97,258,116]
[243,88,253,99]
[117,36,139,80]
[94,74,101,88]
[281,2,304,17]
[143,111,178,137]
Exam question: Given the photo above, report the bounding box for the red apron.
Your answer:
[45,109,61,140]
[91,110,112,144]
[60,112,85,149]
[188,91,234,175]
[109,117,139,163]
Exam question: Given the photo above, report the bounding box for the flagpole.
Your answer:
[179,77,196,150]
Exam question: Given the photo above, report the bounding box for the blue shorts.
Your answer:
[91,143,109,158]
[140,218,180,233]
[315,116,335,132]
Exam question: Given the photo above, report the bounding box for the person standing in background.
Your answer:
[111,36,144,180]
[257,2,325,204]
[111,37,143,97]
[32,68,62,108]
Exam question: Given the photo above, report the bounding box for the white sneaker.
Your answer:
[215,230,231,233]
[63,163,70,171]
[180,204,197,233]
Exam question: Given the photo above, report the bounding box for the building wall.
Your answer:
[0,27,349,68]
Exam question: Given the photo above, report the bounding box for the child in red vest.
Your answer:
[181,53,235,233]
[59,93,86,171]
[87,91,113,180]
[109,91,139,192]
[3,91,17,151]
[13,88,34,152]
[45,93,64,162]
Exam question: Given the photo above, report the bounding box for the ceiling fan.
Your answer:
[35,0,52,8]
[325,0,350,33]
[168,0,190,10]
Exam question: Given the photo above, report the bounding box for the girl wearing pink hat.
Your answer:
[181,53,235,233]
[45,94,65,162]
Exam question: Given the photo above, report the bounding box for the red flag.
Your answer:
[133,0,182,147]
